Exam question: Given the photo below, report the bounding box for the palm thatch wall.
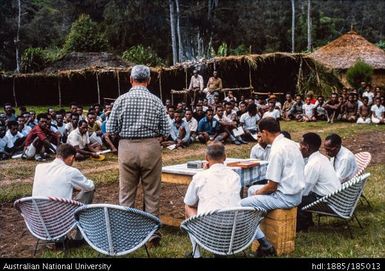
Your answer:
[0,52,341,106]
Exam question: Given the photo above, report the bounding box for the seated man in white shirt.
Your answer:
[183,109,198,142]
[5,120,25,155]
[184,142,241,258]
[67,120,100,161]
[241,117,305,257]
[297,133,341,232]
[32,143,95,241]
[249,133,271,184]
[370,97,385,124]
[240,104,261,142]
[262,101,281,119]
[324,133,357,183]
[0,125,11,160]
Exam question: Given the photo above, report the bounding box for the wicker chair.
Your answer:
[14,196,83,255]
[301,173,370,238]
[180,207,266,257]
[354,152,372,207]
[74,204,160,256]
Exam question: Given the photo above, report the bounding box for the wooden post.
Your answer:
[96,72,101,104]
[12,76,18,107]
[58,77,62,107]
[116,69,121,96]
[248,62,253,97]
[159,70,163,101]
[296,57,303,95]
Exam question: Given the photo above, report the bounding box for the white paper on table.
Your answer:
[96,149,112,155]
[232,126,245,137]
[167,144,177,150]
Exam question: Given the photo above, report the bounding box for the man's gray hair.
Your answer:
[130,65,151,82]
[206,142,225,160]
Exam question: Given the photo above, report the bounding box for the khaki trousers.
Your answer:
[118,138,162,217]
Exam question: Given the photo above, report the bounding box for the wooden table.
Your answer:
[160,158,268,226]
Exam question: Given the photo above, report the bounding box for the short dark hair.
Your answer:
[71,113,79,118]
[4,103,12,108]
[37,113,48,121]
[302,132,321,152]
[258,117,281,133]
[78,120,88,127]
[206,142,225,160]
[281,130,291,139]
[7,120,18,129]
[174,110,183,115]
[56,144,77,159]
[16,115,24,121]
[247,103,257,113]
[325,133,342,147]
[206,108,214,114]
[87,111,96,117]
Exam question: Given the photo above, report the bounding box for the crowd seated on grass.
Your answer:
[1,80,384,159]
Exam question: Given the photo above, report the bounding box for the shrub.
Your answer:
[63,14,108,53]
[122,45,163,67]
[21,48,47,73]
[346,60,373,89]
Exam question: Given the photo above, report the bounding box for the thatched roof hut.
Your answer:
[0,53,341,106]
[309,31,385,86]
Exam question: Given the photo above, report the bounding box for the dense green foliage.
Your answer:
[62,14,108,53]
[122,45,164,66]
[346,60,374,89]
[2,0,385,71]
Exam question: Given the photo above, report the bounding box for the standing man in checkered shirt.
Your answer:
[106,65,170,245]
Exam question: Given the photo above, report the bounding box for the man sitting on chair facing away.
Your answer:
[241,117,305,257]
[184,142,241,258]
[32,143,95,243]
[297,133,341,232]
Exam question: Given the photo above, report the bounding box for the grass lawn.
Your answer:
[1,118,384,258]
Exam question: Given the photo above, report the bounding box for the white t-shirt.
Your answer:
[266,134,305,195]
[240,112,260,130]
[250,144,271,161]
[331,145,357,183]
[67,128,90,149]
[5,130,24,148]
[183,117,198,133]
[303,151,341,196]
[363,91,375,104]
[262,109,280,119]
[32,158,94,199]
[20,125,32,137]
[184,163,241,214]
[302,103,316,117]
[371,104,385,119]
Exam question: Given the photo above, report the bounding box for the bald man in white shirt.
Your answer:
[324,133,357,183]
[241,117,305,257]
[297,133,341,231]
[184,142,241,258]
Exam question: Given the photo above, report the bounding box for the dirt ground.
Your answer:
[0,130,383,258]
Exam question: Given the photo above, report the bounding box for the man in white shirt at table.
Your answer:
[324,133,357,183]
[297,132,341,231]
[184,142,241,258]
[32,143,95,240]
[241,117,305,257]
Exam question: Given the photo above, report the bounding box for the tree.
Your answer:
[169,0,178,64]
[307,0,312,52]
[15,0,21,72]
[122,45,163,67]
[175,0,184,62]
[63,14,108,53]
[291,0,295,53]
[346,60,373,89]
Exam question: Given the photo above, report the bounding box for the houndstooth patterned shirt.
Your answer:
[106,86,170,138]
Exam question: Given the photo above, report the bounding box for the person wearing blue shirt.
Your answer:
[197,109,220,143]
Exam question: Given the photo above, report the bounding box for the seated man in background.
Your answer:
[184,142,241,258]
[323,93,341,123]
[0,125,11,160]
[341,94,358,123]
[23,113,60,161]
[324,133,357,183]
[288,95,304,121]
[17,115,32,137]
[197,109,220,144]
[87,112,103,148]
[163,110,191,149]
[249,133,271,184]
[240,104,260,142]
[262,101,281,119]
[297,133,341,232]
[281,94,295,120]
[32,143,95,241]
[183,109,198,143]
[371,97,385,124]
[67,120,100,161]
[301,97,317,122]
[5,120,25,154]
[356,97,371,124]
[315,96,327,121]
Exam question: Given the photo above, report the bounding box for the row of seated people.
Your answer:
[0,103,118,161]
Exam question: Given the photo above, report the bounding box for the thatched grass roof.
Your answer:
[309,31,385,70]
[43,52,131,73]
